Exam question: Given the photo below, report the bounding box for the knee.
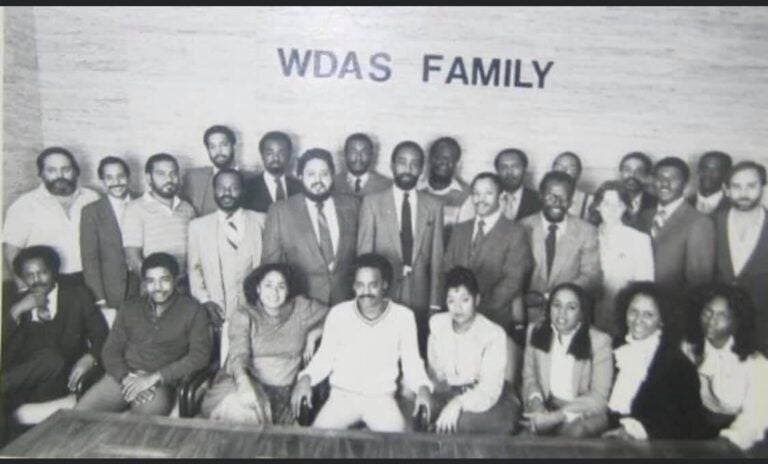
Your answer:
[130,387,175,416]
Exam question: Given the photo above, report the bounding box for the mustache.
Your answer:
[108,184,127,190]
[358,294,376,300]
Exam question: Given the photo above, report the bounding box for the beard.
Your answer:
[303,182,333,203]
[150,182,178,199]
[394,173,418,191]
[264,162,285,176]
[501,177,523,193]
[731,196,762,212]
[543,206,566,223]
[44,178,76,196]
[211,154,233,168]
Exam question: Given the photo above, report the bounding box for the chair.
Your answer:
[177,325,222,418]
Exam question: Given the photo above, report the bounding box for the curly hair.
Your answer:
[614,281,679,347]
[242,262,297,307]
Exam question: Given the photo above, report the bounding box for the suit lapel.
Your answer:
[383,190,404,262]
[737,208,768,278]
[97,197,122,244]
[295,197,327,266]
[549,219,579,285]
[656,202,689,241]
[538,348,551,396]
[529,217,548,285]
[333,196,351,264]
[716,211,736,280]
[412,192,429,261]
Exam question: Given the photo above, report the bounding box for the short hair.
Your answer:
[36,146,80,177]
[530,282,594,360]
[141,252,180,278]
[698,150,733,173]
[242,262,297,306]
[145,153,179,174]
[391,141,425,165]
[553,151,582,176]
[686,283,757,363]
[615,281,680,346]
[212,167,244,188]
[588,180,632,226]
[97,156,130,179]
[620,151,653,174]
[344,133,374,153]
[203,125,236,147]
[470,171,503,194]
[728,160,767,186]
[428,137,461,162]
[653,157,690,184]
[297,148,335,177]
[352,253,394,290]
[539,170,575,198]
[494,148,529,171]
[259,131,292,154]
[444,266,480,298]
[12,245,61,278]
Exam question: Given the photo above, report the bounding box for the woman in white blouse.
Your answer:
[682,284,768,450]
[426,266,518,434]
[587,181,654,337]
[521,282,614,437]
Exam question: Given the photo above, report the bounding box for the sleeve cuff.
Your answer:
[528,392,544,403]
[620,417,648,440]
[720,429,755,451]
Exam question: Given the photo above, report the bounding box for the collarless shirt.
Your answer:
[392,186,419,235]
[264,172,288,203]
[417,176,464,196]
[107,194,132,232]
[473,207,502,241]
[728,207,765,276]
[549,324,579,401]
[31,284,59,322]
[304,196,340,256]
[696,190,724,215]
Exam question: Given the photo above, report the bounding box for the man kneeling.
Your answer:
[290,253,432,432]
[76,253,211,415]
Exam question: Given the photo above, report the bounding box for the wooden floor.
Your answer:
[0,409,760,459]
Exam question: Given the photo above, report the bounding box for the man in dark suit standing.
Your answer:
[181,125,239,217]
[262,149,359,306]
[714,161,768,356]
[80,157,140,323]
[244,131,302,213]
[334,133,392,197]
[618,151,657,228]
[686,150,732,216]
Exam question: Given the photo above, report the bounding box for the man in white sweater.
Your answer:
[290,253,433,432]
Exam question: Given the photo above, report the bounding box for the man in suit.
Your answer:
[262,149,359,306]
[714,161,768,356]
[638,157,715,292]
[244,131,302,213]
[181,124,238,216]
[334,133,393,197]
[687,150,732,215]
[443,172,532,334]
[358,141,444,356]
[521,171,602,323]
[618,151,657,228]
[552,151,592,220]
[188,168,265,364]
[80,156,140,321]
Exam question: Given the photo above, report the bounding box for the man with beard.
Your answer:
[520,171,601,324]
[334,133,392,197]
[714,161,768,356]
[687,150,732,215]
[182,125,240,216]
[4,147,99,287]
[76,252,211,416]
[261,148,359,306]
[358,141,444,357]
[551,151,593,220]
[457,148,542,222]
[80,157,140,324]
[618,151,657,228]
[290,253,432,432]
[188,168,266,364]
[244,131,302,213]
[123,153,196,285]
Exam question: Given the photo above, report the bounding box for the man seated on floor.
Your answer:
[75,252,211,416]
[290,253,432,432]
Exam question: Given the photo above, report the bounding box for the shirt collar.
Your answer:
[476,205,503,231]
[704,336,735,357]
[657,195,685,217]
[697,190,724,207]
[417,175,463,195]
[218,207,243,224]
[107,193,130,207]
[39,183,82,200]
[541,212,568,235]
[32,284,58,322]
[347,171,370,187]
[144,191,181,210]
[551,323,580,348]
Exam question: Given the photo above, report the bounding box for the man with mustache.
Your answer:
[261,148,359,306]
[188,168,266,363]
[80,157,140,324]
[244,131,302,213]
[123,153,196,286]
[358,141,444,357]
[520,171,602,324]
[686,150,732,215]
[334,133,392,197]
[618,151,657,228]
[181,125,240,216]
[3,147,99,288]
[714,161,768,356]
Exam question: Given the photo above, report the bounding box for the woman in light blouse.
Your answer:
[587,180,654,337]
[426,266,519,434]
[521,282,614,437]
[682,284,768,450]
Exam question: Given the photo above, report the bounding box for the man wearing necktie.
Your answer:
[333,133,393,198]
[243,131,302,213]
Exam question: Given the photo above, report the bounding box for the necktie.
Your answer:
[225,216,239,250]
[275,178,286,201]
[472,219,486,256]
[546,223,558,278]
[354,178,362,194]
[651,209,667,238]
[504,192,519,220]
[37,298,53,321]
[401,192,414,266]
[315,202,335,269]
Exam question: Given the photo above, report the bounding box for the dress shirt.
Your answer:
[598,224,655,290]
[540,213,568,242]
[472,207,502,241]
[608,330,662,414]
[107,194,131,232]
[630,194,643,215]
[700,337,748,414]
[217,208,245,245]
[655,196,686,225]
[304,197,340,257]
[502,188,522,219]
[392,187,419,237]
[264,172,288,203]
[549,324,580,401]
[30,284,59,322]
[728,208,765,277]
[347,172,370,191]
[695,190,724,215]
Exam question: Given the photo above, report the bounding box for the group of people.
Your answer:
[2,125,767,451]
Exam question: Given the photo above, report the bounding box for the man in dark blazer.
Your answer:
[444,172,532,334]
[181,125,239,217]
[244,131,302,213]
[262,149,359,306]
[618,151,657,228]
[714,161,768,356]
[334,133,393,197]
[686,150,732,216]
[80,157,140,317]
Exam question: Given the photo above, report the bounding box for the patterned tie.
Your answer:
[225,216,239,250]
[275,178,286,202]
[651,208,667,239]
[472,219,486,256]
[504,192,519,220]
[354,178,362,194]
[401,192,414,266]
[546,223,558,279]
[315,202,335,269]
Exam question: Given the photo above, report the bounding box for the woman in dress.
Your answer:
[200,262,328,424]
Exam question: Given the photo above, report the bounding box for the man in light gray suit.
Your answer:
[334,133,393,197]
[181,125,238,216]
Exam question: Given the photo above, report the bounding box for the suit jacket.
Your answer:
[80,195,140,309]
[188,209,266,315]
[638,201,715,289]
[334,170,393,197]
[520,214,602,296]
[623,191,657,230]
[244,172,302,213]
[516,187,544,221]
[686,192,730,216]
[358,188,444,312]
[714,207,768,356]
[443,216,532,330]
[181,166,216,217]
[522,325,614,418]
[262,193,359,306]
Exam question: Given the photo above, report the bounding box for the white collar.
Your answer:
[541,212,568,234]
[697,190,724,205]
[144,191,181,210]
[657,196,685,217]
[107,193,130,206]
[476,206,503,231]
[347,171,370,186]
[417,176,463,195]
[32,284,58,322]
[217,207,244,224]
[704,336,735,357]
[551,323,580,348]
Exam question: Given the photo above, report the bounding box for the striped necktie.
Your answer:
[651,208,667,239]
[225,216,239,250]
